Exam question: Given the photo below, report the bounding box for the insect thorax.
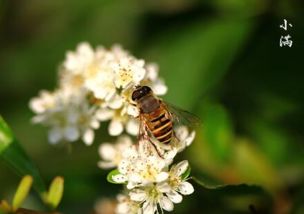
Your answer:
[139,95,160,113]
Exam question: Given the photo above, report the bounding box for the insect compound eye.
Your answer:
[131,90,140,101]
[131,86,152,101]
[142,86,151,94]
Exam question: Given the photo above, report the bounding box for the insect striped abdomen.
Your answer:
[148,111,173,144]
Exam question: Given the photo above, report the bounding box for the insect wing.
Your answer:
[137,114,149,141]
[163,102,200,130]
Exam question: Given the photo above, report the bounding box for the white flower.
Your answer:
[58,43,167,136]
[141,63,167,96]
[30,42,169,146]
[29,88,100,145]
[116,194,142,214]
[112,141,171,189]
[29,90,56,114]
[129,183,174,214]
[119,161,194,214]
[97,108,139,136]
[108,145,195,214]
[82,48,117,101]
[145,126,196,159]
[113,57,146,89]
[98,135,133,169]
[174,126,196,152]
[64,42,95,73]
[59,42,95,90]
[60,43,116,99]
[166,160,194,204]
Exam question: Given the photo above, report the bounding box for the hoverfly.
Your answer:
[131,85,199,156]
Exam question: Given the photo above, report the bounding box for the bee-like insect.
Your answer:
[131,85,199,155]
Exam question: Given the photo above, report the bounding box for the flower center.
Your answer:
[70,74,84,87]
[118,68,133,84]
[141,165,158,181]
[169,176,181,188]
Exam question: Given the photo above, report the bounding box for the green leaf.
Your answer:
[46,176,64,210]
[234,139,282,192]
[200,103,234,162]
[107,169,124,184]
[192,176,266,196]
[12,175,33,211]
[0,116,13,152]
[144,18,253,110]
[0,116,46,194]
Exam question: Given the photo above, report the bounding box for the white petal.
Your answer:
[126,119,139,136]
[145,63,158,81]
[185,131,196,146]
[118,160,129,174]
[152,80,167,95]
[48,128,62,144]
[167,190,183,204]
[164,149,177,160]
[127,105,139,117]
[108,95,123,109]
[142,201,155,214]
[98,143,116,161]
[77,42,94,58]
[156,172,169,182]
[109,119,123,136]
[90,119,100,129]
[90,84,112,100]
[132,64,145,83]
[97,161,116,169]
[64,126,79,141]
[96,109,114,121]
[129,190,147,202]
[67,109,78,123]
[173,160,189,177]
[117,135,133,148]
[130,173,143,184]
[112,174,127,183]
[159,196,174,211]
[82,129,94,145]
[178,181,194,195]
[29,91,55,113]
[126,182,137,190]
[122,146,138,159]
[116,202,129,214]
[175,126,188,141]
[157,182,171,193]
[29,98,41,113]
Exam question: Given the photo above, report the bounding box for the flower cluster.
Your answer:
[29,42,167,145]
[30,42,196,214]
[99,127,195,214]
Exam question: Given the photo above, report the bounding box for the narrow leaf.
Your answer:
[0,116,46,193]
[12,175,33,211]
[46,176,64,209]
[192,176,266,196]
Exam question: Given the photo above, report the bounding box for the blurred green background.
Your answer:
[1,0,304,213]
